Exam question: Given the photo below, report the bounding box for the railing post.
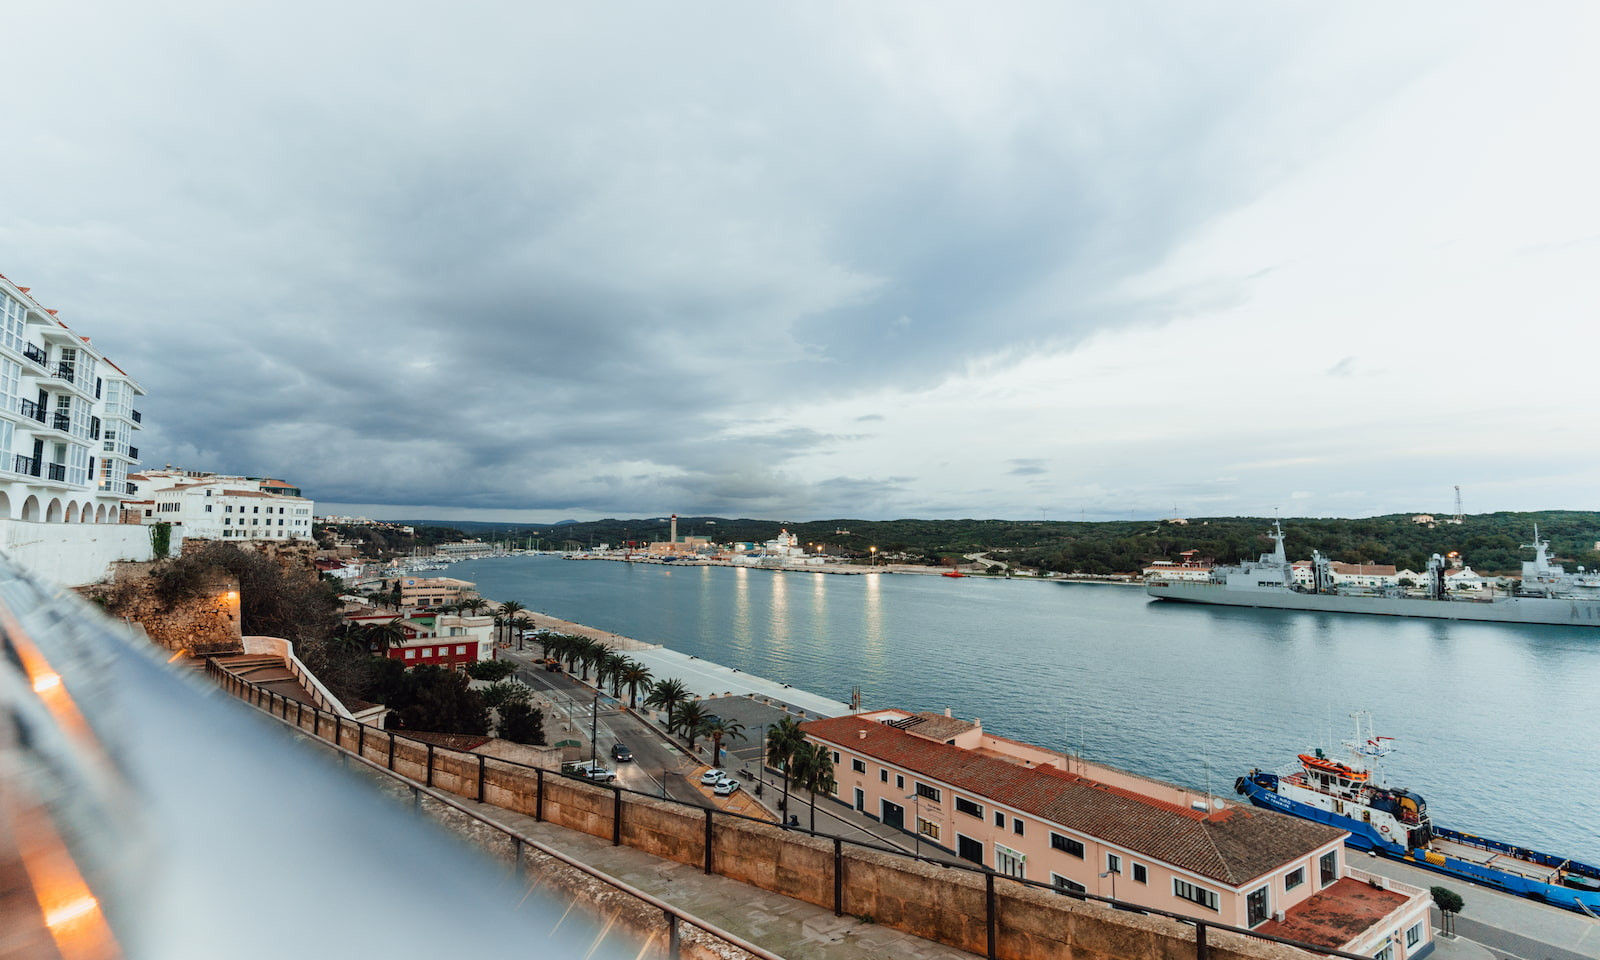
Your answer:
[387,731,396,770]
[297,701,303,727]
[426,743,435,787]
[833,837,844,917]
[334,716,342,749]
[703,808,714,875]
[613,787,623,845]
[986,871,997,960]
[358,723,365,759]
[477,754,486,803]
[1195,921,1208,960]
[666,912,681,960]
[535,768,545,822]
[513,837,524,881]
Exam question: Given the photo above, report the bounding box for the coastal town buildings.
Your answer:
[345,609,494,670]
[1141,550,1213,580]
[397,575,477,609]
[128,469,314,541]
[802,708,1432,956]
[0,271,155,585]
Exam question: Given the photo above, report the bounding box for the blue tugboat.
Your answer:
[1237,713,1600,915]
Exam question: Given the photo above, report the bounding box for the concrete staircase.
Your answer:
[208,653,320,707]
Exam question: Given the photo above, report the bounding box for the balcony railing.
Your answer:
[131,409,143,424]
[52,411,71,432]
[22,343,46,366]
[46,462,66,482]
[13,454,39,477]
[124,480,137,495]
[18,398,45,423]
[53,361,76,383]
[127,445,139,460]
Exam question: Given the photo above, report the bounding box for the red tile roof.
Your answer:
[1255,877,1409,948]
[803,714,1345,886]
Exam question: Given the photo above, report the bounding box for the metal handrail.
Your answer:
[210,659,1378,960]
[210,661,784,960]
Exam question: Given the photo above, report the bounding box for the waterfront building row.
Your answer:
[128,468,314,541]
[803,708,1433,957]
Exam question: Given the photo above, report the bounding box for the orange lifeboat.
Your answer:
[1298,753,1370,782]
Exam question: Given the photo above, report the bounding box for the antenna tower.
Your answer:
[1454,485,1464,522]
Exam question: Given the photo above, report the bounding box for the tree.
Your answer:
[670,701,710,751]
[619,661,654,709]
[385,665,489,735]
[600,652,628,697]
[644,677,689,720]
[789,740,836,831]
[512,615,535,653]
[498,600,526,645]
[364,617,409,655]
[766,717,804,816]
[481,680,533,711]
[498,701,545,745]
[577,639,606,682]
[466,659,516,682]
[704,716,747,768]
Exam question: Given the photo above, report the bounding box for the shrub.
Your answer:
[466,660,516,682]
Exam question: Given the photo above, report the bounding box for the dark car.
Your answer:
[611,743,633,762]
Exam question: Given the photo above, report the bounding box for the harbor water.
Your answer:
[451,555,1600,865]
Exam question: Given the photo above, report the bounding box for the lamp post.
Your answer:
[1099,869,1118,902]
[905,793,921,856]
[870,545,877,567]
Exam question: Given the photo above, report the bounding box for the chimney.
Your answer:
[858,729,867,740]
[671,514,678,543]
[944,707,952,718]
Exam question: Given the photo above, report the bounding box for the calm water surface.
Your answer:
[452,556,1600,864]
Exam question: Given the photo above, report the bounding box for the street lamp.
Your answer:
[870,545,877,567]
[1099,869,1118,902]
[905,793,921,856]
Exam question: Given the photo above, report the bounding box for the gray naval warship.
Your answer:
[1145,523,1600,627]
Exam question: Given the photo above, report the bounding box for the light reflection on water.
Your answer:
[458,556,1600,864]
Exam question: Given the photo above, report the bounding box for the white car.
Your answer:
[713,777,741,796]
[699,768,726,786]
[571,764,617,783]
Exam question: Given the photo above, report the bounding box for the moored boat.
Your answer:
[1237,713,1600,915]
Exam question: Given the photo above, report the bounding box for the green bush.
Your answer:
[498,702,545,745]
[466,659,516,682]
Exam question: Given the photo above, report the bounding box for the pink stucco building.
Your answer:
[802,709,1433,957]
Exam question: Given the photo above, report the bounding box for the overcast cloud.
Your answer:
[5,2,1596,521]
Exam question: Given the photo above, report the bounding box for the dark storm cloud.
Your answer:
[1008,459,1048,477]
[1,2,1445,518]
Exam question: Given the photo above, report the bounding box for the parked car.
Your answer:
[568,763,617,783]
[699,768,726,786]
[713,777,741,797]
[611,743,633,763]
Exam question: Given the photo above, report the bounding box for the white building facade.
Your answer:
[132,470,315,541]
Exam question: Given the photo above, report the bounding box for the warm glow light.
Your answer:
[226,591,238,600]
[33,672,62,693]
[45,895,100,929]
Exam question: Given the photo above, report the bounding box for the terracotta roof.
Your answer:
[1255,877,1409,948]
[802,715,1345,886]
[893,712,976,741]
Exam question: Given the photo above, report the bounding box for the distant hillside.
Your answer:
[381,511,1600,575]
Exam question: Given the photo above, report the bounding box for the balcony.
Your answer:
[124,480,136,495]
[53,361,76,383]
[46,462,66,482]
[128,445,140,460]
[21,343,46,366]
[12,455,39,477]
[52,411,71,432]
[131,409,143,424]
[18,398,45,423]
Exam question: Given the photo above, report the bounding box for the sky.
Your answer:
[5,2,1597,523]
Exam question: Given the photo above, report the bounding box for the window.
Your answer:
[916,818,939,841]
[405,650,416,659]
[896,775,904,789]
[1373,945,1392,960]
[851,758,866,773]
[1132,863,1147,884]
[994,844,1025,880]
[880,770,888,783]
[226,505,232,512]
[1285,867,1304,890]
[1050,833,1085,858]
[1320,850,1338,886]
[1173,879,1219,911]
[914,783,941,803]
[1106,853,1121,875]
[831,751,840,763]
[995,810,1005,827]
[1405,923,1422,947]
[224,518,231,525]
[957,834,984,865]
[1012,817,1024,835]
[205,504,212,512]
[955,797,982,818]
[455,645,466,655]
[1246,886,1269,927]
[1051,874,1087,897]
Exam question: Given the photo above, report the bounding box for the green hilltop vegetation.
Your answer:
[322,511,1600,576]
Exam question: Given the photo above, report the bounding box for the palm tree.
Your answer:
[365,617,409,656]
[619,662,654,709]
[766,717,804,816]
[512,615,534,653]
[460,597,488,616]
[330,621,368,659]
[789,741,836,831]
[644,677,689,722]
[601,652,628,697]
[669,701,710,751]
[577,639,607,683]
[704,716,747,768]
[498,600,525,644]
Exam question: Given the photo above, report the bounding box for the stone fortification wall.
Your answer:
[221,667,1314,960]
[89,560,241,653]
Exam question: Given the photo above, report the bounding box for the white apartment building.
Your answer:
[0,272,145,522]
[132,470,315,541]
